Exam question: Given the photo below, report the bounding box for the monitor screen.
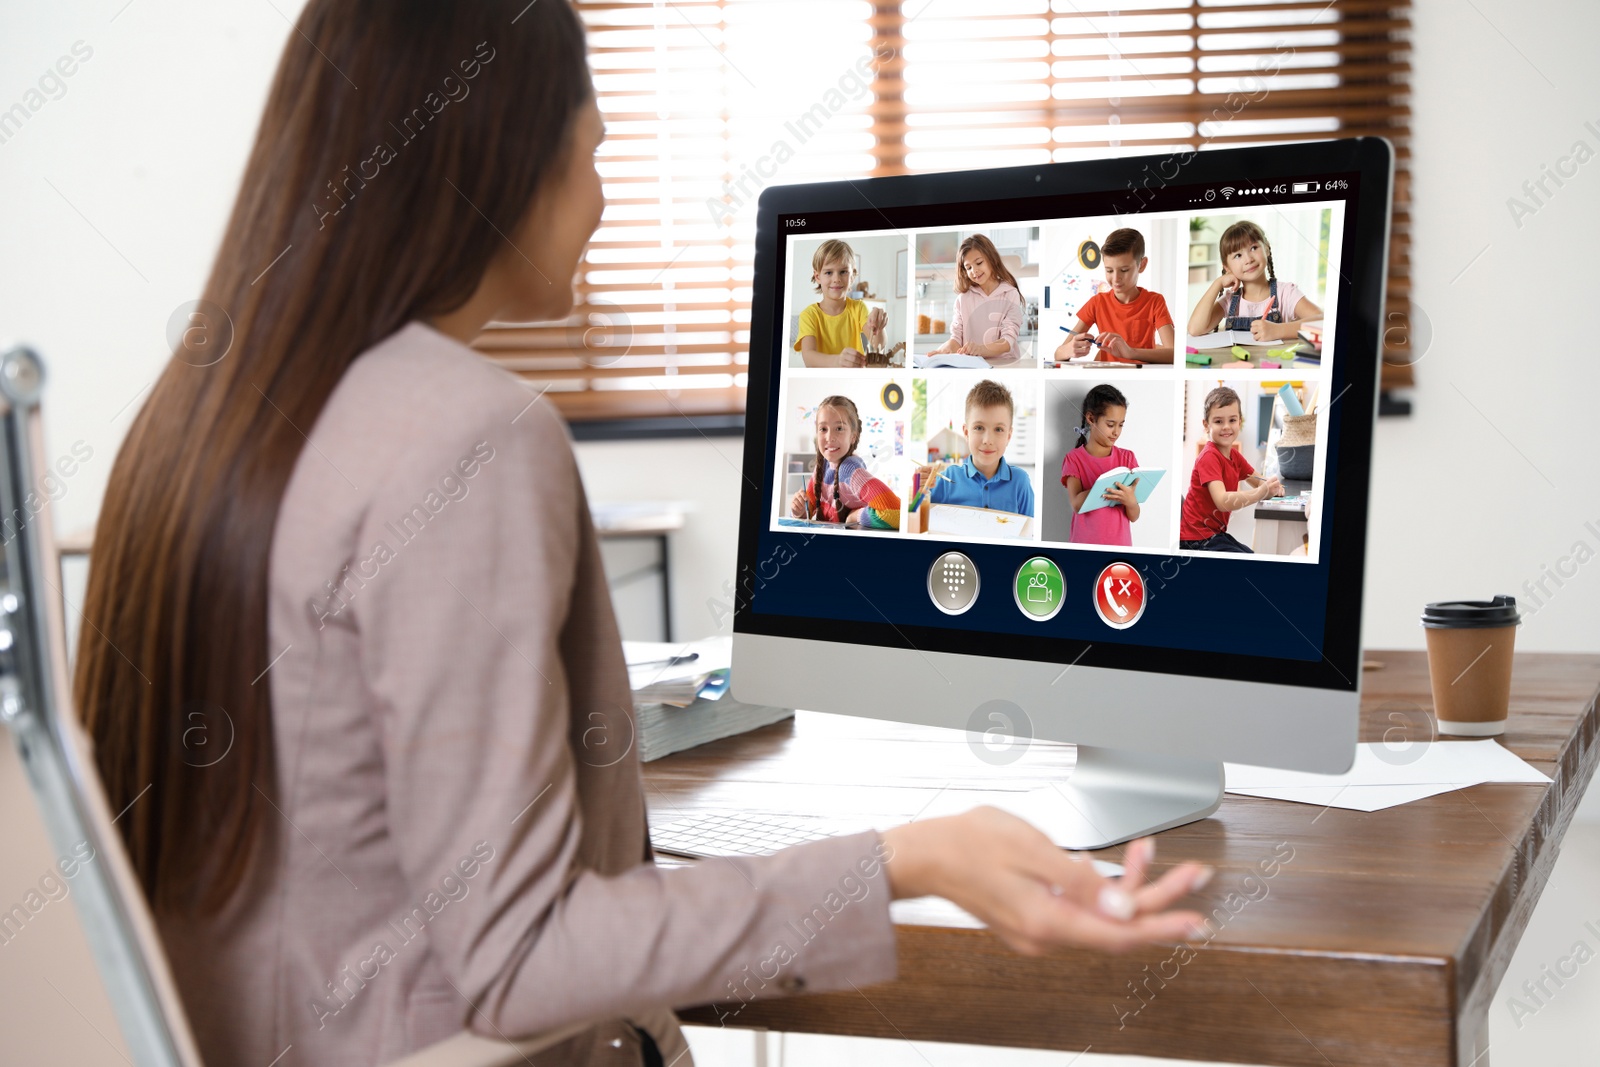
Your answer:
[736,141,1389,694]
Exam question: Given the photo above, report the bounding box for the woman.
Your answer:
[74,3,1212,1065]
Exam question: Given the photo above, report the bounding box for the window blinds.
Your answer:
[477,0,1411,421]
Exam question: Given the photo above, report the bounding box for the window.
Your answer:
[478,0,1412,421]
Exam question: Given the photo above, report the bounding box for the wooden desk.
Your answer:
[650,651,1600,1066]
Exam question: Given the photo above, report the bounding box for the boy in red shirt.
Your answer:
[1054,227,1175,364]
[1179,386,1282,553]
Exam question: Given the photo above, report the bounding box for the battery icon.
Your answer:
[1292,181,1320,194]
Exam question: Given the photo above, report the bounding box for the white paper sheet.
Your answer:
[1223,740,1549,811]
[869,742,1549,828]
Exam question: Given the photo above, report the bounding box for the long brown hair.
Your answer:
[74,0,594,913]
[954,233,1020,293]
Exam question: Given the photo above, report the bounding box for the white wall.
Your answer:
[0,2,292,543]
[2,0,1597,655]
[1364,0,1600,651]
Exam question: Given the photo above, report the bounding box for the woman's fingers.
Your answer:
[950,808,1216,957]
[1130,862,1212,916]
[1121,836,1154,887]
[994,876,1206,956]
[1042,903,1209,955]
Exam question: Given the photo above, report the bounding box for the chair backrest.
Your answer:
[0,344,612,1067]
[0,345,206,1067]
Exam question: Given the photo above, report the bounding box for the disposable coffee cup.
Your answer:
[1420,595,1520,736]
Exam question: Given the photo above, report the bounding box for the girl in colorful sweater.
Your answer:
[787,394,901,530]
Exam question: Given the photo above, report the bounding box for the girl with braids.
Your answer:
[1186,220,1322,343]
[1061,383,1142,546]
[788,394,901,529]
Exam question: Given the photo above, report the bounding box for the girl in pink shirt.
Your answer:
[928,234,1025,365]
[1061,384,1141,546]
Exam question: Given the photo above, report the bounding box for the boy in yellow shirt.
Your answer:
[794,239,887,367]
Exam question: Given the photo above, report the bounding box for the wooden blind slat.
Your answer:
[478,0,1415,415]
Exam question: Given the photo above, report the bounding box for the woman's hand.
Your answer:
[880,807,1211,955]
[789,490,808,518]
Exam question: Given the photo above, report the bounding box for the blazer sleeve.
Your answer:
[348,397,899,1039]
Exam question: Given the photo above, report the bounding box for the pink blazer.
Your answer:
[156,321,899,1066]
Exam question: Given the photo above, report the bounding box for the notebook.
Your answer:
[1059,352,1143,368]
[925,503,1034,538]
[913,352,991,369]
[1078,466,1165,513]
[777,516,845,528]
[1188,329,1266,348]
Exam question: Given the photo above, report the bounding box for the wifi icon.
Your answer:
[1220,186,1235,200]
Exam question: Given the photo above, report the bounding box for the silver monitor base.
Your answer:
[1029,744,1225,850]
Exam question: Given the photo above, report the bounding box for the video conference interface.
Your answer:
[773,190,1345,565]
[751,171,1363,660]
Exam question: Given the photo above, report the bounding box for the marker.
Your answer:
[1059,326,1103,348]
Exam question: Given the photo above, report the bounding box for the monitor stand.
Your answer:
[1024,744,1226,850]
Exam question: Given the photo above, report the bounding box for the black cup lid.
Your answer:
[1421,594,1520,629]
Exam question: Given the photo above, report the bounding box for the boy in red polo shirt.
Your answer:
[1179,386,1282,553]
[1055,227,1175,364]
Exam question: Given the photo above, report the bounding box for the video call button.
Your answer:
[928,552,980,615]
[1013,557,1065,622]
[1094,562,1147,629]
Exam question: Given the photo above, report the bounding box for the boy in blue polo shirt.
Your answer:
[923,379,1034,517]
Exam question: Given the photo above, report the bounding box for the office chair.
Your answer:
[0,344,593,1067]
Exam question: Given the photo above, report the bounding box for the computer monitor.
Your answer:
[733,138,1392,847]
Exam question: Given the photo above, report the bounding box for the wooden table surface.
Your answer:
[647,650,1600,1066]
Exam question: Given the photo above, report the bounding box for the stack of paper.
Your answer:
[626,635,731,707]
[1224,740,1550,812]
[635,699,793,763]
[624,636,793,762]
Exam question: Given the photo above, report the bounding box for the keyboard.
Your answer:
[649,811,859,859]
[650,810,1127,879]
